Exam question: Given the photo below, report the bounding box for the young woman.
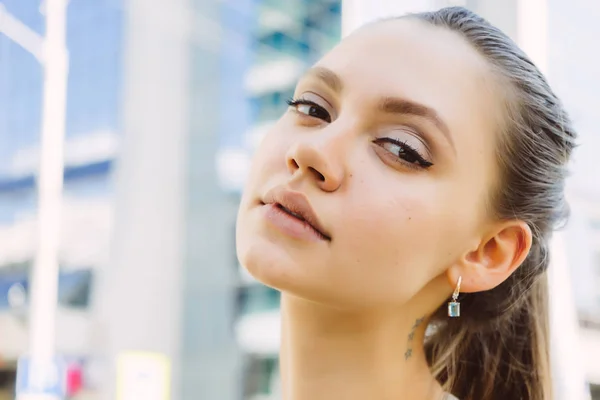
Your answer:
[236,6,576,400]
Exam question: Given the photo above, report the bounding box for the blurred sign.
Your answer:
[116,351,171,400]
[15,356,67,400]
[65,361,83,397]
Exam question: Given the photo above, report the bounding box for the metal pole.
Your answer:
[0,3,44,61]
[1,1,68,398]
[23,0,69,396]
[29,0,68,361]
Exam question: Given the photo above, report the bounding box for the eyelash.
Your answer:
[373,138,433,169]
[286,98,332,123]
[286,97,433,169]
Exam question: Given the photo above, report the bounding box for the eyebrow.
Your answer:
[378,97,455,152]
[302,66,455,152]
[304,66,344,93]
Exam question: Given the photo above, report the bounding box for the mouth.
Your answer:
[275,202,331,241]
[260,201,331,242]
[260,186,331,242]
[276,203,306,222]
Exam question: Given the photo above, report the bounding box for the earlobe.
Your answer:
[450,221,532,294]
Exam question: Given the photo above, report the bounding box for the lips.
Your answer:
[262,186,331,241]
[276,203,306,222]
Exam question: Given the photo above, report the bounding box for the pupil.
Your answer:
[399,148,418,163]
[309,107,330,122]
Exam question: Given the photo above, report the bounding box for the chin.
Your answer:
[236,205,313,289]
[237,233,298,288]
[236,206,346,306]
[237,242,347,308]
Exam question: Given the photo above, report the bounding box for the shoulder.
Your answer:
[444,394,460,400]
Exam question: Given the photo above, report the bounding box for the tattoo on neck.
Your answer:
[405,316,425,361]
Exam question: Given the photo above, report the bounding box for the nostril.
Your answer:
[289,159,300,170]
[309,167,325,181]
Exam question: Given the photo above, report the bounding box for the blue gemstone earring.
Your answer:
[448,276,462,318]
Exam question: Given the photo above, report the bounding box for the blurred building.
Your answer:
[546,0,600,396]
[1,0,245,398]
[0,0,122,397]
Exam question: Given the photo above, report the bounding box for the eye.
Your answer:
[286,98,332,123]
[374,138,433,169]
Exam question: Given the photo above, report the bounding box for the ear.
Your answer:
[447,220,532,293]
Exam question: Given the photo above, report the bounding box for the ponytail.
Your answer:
[425,270,552,400]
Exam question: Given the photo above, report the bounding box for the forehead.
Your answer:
[319,19,493,97]
[314,19,502,150]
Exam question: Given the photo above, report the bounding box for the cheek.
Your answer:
[330,177,461,304]
[346,190,435,261]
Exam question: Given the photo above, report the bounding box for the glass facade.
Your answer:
[238,285,281,316]
[248,1,341,126]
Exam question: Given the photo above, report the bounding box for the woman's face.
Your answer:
[236,19,504,310]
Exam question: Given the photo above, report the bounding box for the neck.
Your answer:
[279,294,444,400]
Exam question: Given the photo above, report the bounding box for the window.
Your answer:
[238,285,281,315]
[243,356,279,398]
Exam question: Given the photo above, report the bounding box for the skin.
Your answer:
[236,19,532,400]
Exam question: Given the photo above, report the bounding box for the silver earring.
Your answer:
[448,276,462,318]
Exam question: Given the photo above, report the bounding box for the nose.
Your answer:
[286,137,345,192]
